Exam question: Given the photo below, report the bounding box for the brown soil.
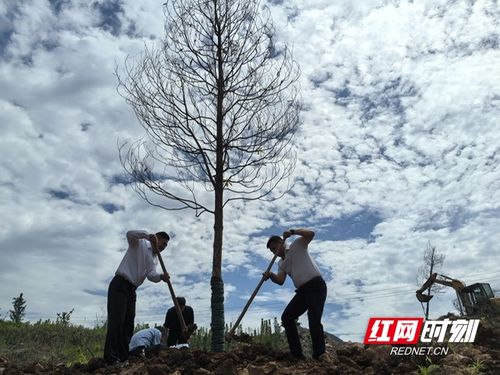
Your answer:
[2,317,499,375]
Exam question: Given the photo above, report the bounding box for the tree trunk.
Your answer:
[211,0,225,350]
[210,188,224,351]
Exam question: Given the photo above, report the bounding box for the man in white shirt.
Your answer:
[263,228,328,361]
[104,230,170,365]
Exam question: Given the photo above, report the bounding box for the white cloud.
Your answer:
[1,0,499,345]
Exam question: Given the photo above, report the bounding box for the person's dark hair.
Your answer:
[176,297,186,306]
[266,235,282,249]
[156,232,170,241]
[154,325,166,335]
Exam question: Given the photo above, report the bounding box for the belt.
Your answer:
[115,274,137,290]
[297,276,324,291]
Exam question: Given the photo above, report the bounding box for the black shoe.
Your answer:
[105,357,120,366]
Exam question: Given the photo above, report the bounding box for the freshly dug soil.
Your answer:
[2,316,499,374]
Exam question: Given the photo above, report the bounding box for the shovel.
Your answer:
[156,251,196,340]
[226,253,279,341]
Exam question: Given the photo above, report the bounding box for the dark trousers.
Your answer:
[281,276,327,359]
[167,328,187,346]
[104,275,137,363]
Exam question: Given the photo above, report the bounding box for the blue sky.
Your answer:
[1,0,500,342]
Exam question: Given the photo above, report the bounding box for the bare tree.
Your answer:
[117,0,300,351]
[416,241,446,319]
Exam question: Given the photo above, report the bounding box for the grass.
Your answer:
[0,318,286,366]
[416,356,440,375]
[467,359,486,375]
[0,320,106,365]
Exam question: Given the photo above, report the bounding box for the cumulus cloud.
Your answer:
[1,0,499,342]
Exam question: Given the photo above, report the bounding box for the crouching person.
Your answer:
[129,326,167,358]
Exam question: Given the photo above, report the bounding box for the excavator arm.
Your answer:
[416,273,498,317]
[416,273,466,303]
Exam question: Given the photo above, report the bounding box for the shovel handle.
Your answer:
[156,251,188,333]
[228,253,279,337]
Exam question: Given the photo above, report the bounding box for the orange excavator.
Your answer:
[416,273,500,316]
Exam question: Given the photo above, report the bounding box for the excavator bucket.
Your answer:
[416,292,433,303]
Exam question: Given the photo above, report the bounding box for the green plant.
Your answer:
[0,316,290,366]
[0,319,106,365]
[467,359,485,375]
[9,293,26,323]
[56,309,74,326]
[416,356,440,375]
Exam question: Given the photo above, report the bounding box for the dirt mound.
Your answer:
[2,319,500,375]
[1,344,384,375]
[473,316,500,349]
[2,339,498,375]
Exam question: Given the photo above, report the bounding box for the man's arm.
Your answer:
[164,308,174,329]
[263,270,286,285]
[145,251,169,283]
[146,263,169,283]
[153,329,162,346]
[126,230,153,247]
[185,306,194,325]
[161,327,169,345]
[289,228,315,245]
